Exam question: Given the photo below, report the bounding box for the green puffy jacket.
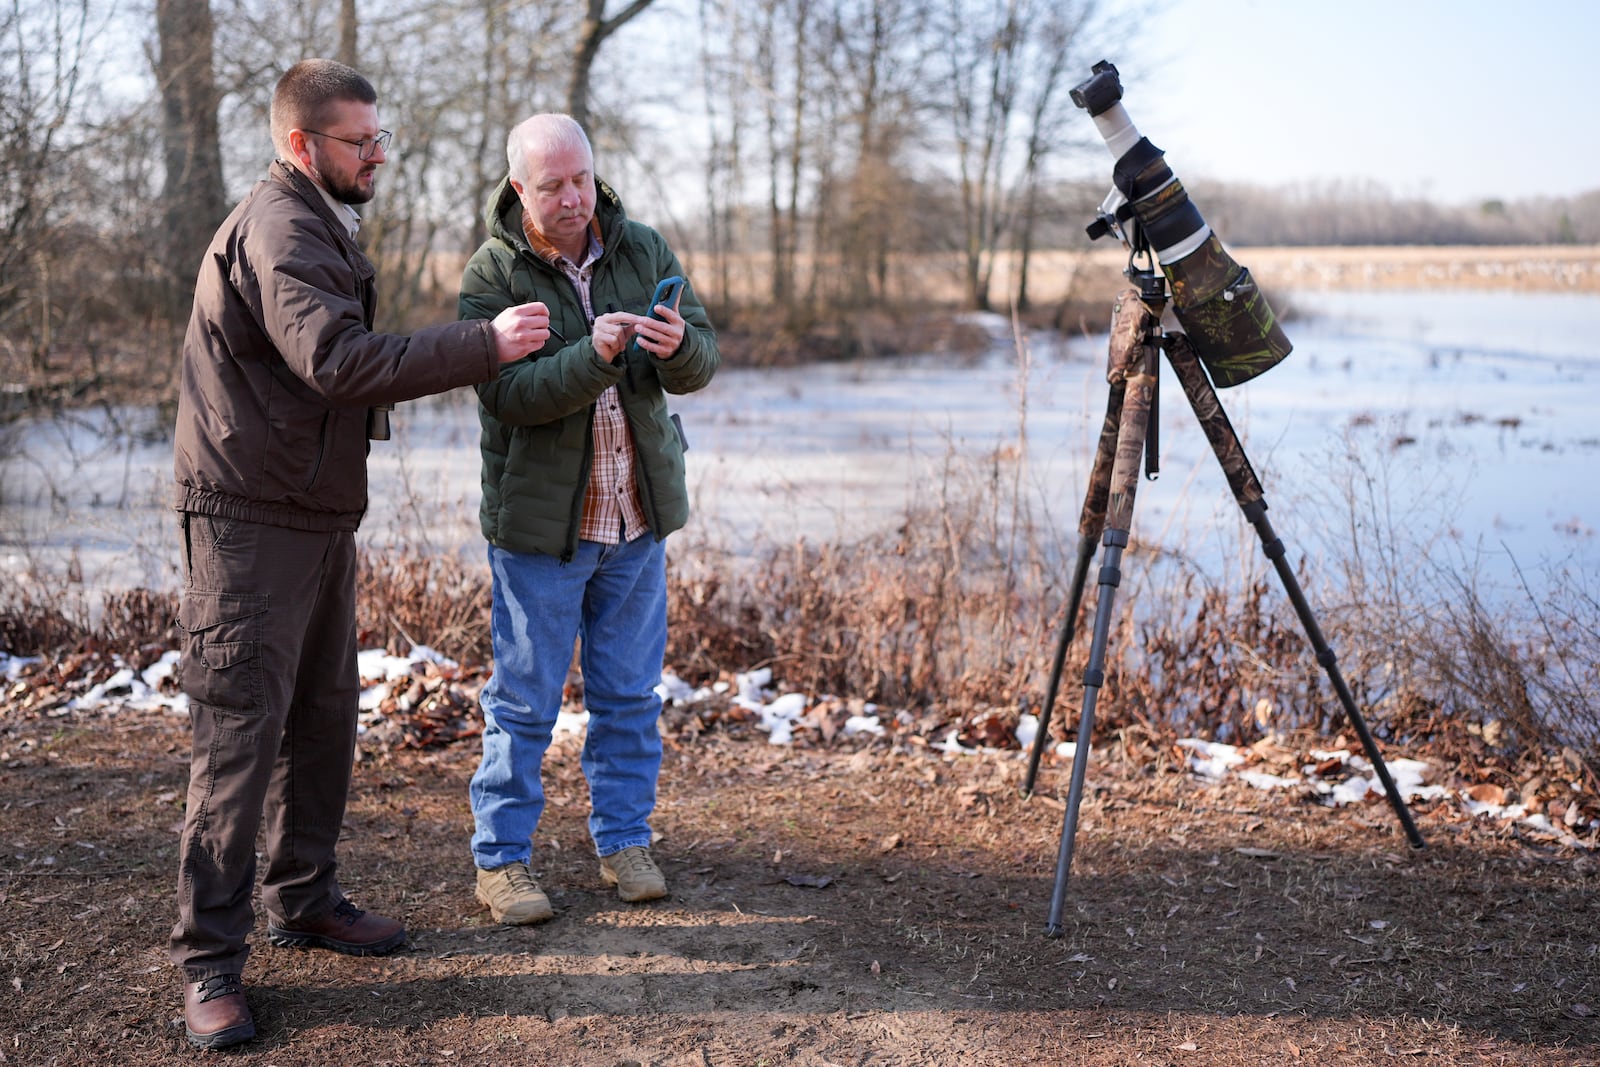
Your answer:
[458,175,719,560]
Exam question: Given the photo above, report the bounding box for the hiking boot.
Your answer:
[475,861,554,925]
[266,899,407,956]
[599,846,667,902]
[182,973,255,1050]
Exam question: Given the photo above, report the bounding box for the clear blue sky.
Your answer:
[1084,0,1598,204]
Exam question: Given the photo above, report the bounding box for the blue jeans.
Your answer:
[470,535,668,869]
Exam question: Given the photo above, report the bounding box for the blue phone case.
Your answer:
[647,275,684,319]
[630,276,685,357]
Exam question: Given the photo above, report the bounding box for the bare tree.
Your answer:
[693,0,751,320]
[336,0,357,66]
[744,0,811,314]
[456,0,568,253]
[154,0,227,321]
[940,0,1020,312]
[1011,3,1094,312]
[937,0,1099,311]
[16,0,1595,408]
[0,0,102,376]
[568,0,655,128]
[829,0,931,307]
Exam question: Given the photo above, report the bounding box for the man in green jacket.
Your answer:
[458,113,718,924]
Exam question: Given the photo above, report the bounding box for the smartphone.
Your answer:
[630,276,684,355]
[646,275,684,319]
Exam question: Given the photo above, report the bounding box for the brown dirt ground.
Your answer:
[1,701,1596,1067]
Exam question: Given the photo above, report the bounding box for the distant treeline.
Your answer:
[4,0,1597,403]
[1186,179,1600,248]
[1000,177,1600,256]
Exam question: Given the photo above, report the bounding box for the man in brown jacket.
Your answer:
[169,59,550,1050]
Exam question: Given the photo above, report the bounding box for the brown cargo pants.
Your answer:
[168,513,361,980]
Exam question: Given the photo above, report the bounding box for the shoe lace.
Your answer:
[502,862,538,891]
[610,848,658,877]
[331,900,366,926]
[196,974,244,1003]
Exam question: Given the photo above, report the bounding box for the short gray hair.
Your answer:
[506,113,593,185]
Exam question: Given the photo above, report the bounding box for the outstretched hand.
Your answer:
[489,302,551,364]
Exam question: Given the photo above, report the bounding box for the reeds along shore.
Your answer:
[691,244,1600,311]
[1010,245,1600,315]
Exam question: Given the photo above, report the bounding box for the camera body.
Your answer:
[1069,61,1124,117]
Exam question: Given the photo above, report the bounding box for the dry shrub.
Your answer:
[1281,429,1600,771]
[0,563,175,657]
[1399,565,1600,774]
[1103,565,1320,741]
[0,585,88,656]
[94,587,179,653]
[354,547,493,664]
[664,444,1362,750]
[1,386,1591,782]
[668,447,1069,711]
[662,509,1395,753]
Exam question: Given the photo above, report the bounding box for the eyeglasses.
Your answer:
[301,128,392,161]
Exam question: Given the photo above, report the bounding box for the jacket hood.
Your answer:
[483,172,628,254]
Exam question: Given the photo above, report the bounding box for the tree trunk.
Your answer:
[568,0,656,128]
[155,0,226,322]
[337,0,359,67]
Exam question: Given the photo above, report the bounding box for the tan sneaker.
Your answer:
[475,861,554,925]
[599,846,668,902]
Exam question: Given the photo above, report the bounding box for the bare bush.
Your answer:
[1404,564,1599,771]
[354,547,493,665]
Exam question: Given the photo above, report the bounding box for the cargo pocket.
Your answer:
[178,591,269,713]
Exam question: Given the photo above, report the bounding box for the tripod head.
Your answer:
[1073,61,1291,388]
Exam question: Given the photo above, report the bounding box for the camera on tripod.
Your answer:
[1072,60,1291,388]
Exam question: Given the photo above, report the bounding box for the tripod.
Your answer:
[1021,259,1427,939]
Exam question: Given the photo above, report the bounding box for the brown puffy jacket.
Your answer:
[173,160,499,531]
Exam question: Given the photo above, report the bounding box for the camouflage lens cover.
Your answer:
[1163,235,1292,388]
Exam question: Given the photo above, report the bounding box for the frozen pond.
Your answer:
[1,288,1596,602]
[673,287,1599,595]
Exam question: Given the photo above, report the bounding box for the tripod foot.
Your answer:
[1044,923,1064,939]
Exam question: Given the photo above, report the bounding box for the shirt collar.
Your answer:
[313,181,362,239]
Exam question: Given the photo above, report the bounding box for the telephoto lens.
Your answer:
[1072,61,1291,387]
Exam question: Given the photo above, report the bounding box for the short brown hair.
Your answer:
[269,59,377,160]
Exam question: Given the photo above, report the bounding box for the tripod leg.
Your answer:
[1023,380,1124,797]
[1045,294,1161,937]
[1164,334,1426,850]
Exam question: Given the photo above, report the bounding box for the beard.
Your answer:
[312,162,376,205]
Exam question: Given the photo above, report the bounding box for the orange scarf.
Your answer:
[522,209,603,266]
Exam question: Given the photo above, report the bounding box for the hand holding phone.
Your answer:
[629,275,685,357]
[647,276,684,319]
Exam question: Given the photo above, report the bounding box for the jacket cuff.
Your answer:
[481,320,501,379]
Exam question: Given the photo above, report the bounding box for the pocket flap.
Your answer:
[179,591,269,634]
